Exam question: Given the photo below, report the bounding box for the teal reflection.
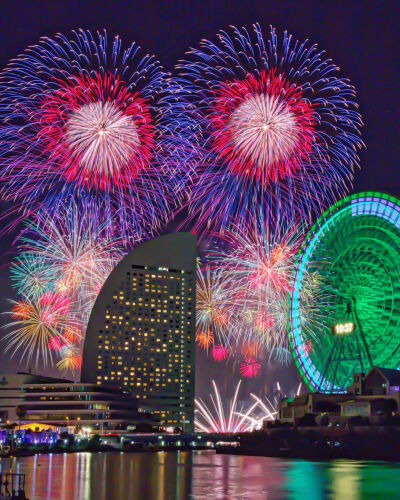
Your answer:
[285,460,326,500]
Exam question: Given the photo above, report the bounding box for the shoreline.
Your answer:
[217,426,400,462]
[2,425,400,462]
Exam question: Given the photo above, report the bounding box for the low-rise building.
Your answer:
[280,393,349,423]
[0,372,154,431]
[0,373,65,424]
[280,366,400,424]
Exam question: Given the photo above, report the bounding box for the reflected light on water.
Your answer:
[330,461,361,500]
[1,451,400,499]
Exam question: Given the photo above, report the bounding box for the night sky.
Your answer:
[0,1,399,399]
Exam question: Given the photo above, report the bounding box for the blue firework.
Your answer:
[176,24,364,234]
[0,29,189,243]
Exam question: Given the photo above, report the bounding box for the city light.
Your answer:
[332,322,356,335]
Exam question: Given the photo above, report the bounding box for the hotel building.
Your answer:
[81,233,196,432]
[0,373,151,430]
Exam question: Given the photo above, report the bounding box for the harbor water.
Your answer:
[1,450,400,499]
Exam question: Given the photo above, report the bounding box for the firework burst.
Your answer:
[56,346,82,376]
[239,358,261,378]
[3,293,80,366]
[211,344,229,362]
[196,266,231,344]
[177,24,363,233]
[196,330,214,350]
[0,29,188,242]
[211,216,305,356]
[17,202,124,323]
[10,253,55,299]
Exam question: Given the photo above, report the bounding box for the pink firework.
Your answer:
[253,311,275,332]
[209,69,315,187]
[39,72,155,190]
[211,344,229,362]
[249,243,297,294]
[38,293,72,326]
[239,358,261,378]
[48,337,64,352]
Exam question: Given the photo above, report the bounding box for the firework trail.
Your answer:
[211,216,304,357]
[17,202,124,325]
[0,29,189,242]
[196,265,232,346]
[195,380,277,433]
[3,293,81,367]
[177,24,363,234]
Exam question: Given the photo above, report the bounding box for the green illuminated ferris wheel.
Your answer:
[289,192,400,393]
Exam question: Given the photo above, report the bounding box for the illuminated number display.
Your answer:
[332,322,356,335]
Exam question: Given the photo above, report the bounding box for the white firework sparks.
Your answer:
[195,380,278,433]
[19,203,124,325]
[66,101,140,178]
[211,219,303,356]
[229,93,300,169]
[196,266,232,345]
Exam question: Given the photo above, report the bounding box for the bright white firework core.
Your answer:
[66,101,140,179]
[229,93,300,169]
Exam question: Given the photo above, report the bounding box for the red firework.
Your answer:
[211,344,229,362]
[239,358,261,378]
[209,69,316,186]
[38,72,155,190]
[48,337,64,352]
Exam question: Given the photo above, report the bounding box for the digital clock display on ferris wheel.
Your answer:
[332,322,356,335]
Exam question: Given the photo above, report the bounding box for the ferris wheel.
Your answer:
[289,192,400,393]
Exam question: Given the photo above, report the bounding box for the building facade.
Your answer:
[280,367,400,424]
[0,373,64,425]
[19,381,151,429]
[0,373,150,430]
[81,233,196,432]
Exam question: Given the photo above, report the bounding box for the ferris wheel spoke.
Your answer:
[289,192,400,392]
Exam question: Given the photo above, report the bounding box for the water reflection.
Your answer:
[1,451,400,499]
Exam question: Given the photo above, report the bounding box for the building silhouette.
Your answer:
[81,233,196,431]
